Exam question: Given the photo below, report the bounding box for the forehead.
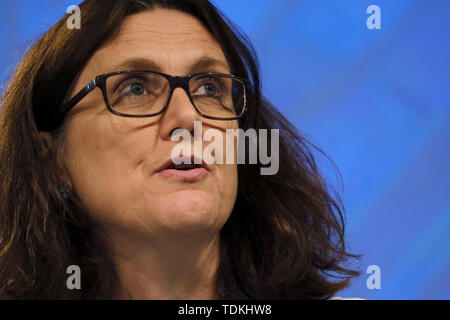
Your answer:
[86,8,229,76]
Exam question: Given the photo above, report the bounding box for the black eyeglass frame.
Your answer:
[59,70,250,121]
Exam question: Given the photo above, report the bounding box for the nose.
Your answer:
[158,87,200,140]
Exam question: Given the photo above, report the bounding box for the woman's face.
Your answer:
[60,9,238,239]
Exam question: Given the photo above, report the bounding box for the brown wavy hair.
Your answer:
[0,0,360,299]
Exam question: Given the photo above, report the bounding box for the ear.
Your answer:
[38,131,72,186]
[39,131,54,154]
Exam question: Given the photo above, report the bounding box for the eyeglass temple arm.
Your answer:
[59,79,97,118]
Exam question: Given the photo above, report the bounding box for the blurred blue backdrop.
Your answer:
[0,0,449,299]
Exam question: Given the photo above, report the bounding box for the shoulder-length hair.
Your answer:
[0,0,359,299]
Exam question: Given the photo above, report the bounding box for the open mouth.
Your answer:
[157,155,209,172]
[156,156,209,181]
[165,162,204,171]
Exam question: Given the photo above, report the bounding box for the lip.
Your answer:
[158,167,209,181]
[156,155,210,182]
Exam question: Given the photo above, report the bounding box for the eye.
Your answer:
[122,82,147,96]
[196,83,218,97]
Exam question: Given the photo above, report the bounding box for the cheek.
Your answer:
[214,163,238,229]
[215,162,238,212]
[213,119,245,212]
[62,120,154,216]
[213,121,239,203]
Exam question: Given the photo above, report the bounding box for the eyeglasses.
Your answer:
[59,70,249,121]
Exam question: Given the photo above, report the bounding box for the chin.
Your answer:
[152,190,226,234]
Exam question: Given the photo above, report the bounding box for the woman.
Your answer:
[0,0,359,299]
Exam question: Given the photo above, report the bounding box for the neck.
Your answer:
[109,229,221,300]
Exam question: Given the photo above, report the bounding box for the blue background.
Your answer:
[0,0,449,299]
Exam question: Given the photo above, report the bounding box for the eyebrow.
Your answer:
[106,56,230,74]
[190,57,229,73]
